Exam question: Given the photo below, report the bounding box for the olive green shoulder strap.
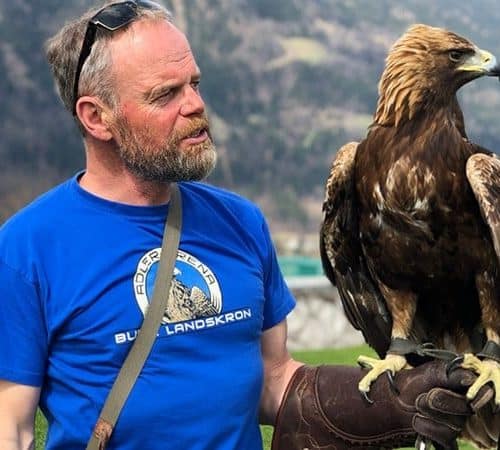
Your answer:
[86,183,182,450]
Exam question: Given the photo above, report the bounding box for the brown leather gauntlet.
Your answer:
[271,361,478,450]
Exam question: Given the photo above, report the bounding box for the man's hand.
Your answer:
[271,360,486,450]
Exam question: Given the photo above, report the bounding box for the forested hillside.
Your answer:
[1,0,500,228]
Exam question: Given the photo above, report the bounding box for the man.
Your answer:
[0,1,488,449]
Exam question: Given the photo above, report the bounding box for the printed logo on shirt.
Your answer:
[113,248,253,344]
[134,248,223,323]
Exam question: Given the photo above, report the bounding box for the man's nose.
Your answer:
[179,85,205,117]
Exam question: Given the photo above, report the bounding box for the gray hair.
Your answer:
[45,1,173,134]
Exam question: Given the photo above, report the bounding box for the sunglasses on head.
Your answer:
[72,0,162,116]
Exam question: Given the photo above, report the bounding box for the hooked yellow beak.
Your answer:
[458,48,500,75]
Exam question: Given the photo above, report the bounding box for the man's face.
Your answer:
[107,19,216,182]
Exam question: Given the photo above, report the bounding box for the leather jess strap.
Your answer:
[86,183,182,450]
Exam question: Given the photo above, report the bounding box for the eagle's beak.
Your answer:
[458,48,500,76]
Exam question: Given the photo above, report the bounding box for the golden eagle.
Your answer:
[320,24,500,447]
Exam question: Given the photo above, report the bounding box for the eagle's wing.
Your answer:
[466,153,500,266]
[320,142,392,357]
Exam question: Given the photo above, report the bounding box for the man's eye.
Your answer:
[191,81,200,91]
[156,90,173,102]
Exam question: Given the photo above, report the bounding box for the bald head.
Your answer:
[108,19,197,106]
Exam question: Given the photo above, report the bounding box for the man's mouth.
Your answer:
[182,127,209,144]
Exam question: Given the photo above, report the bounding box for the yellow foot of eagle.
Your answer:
[460,353,500,406]
[357,353,411,403]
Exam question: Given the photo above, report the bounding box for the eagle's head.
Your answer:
[374,24,500,126]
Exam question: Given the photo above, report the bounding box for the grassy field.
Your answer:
[35,344,475,450]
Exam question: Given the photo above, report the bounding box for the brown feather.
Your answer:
[466,153,500,266]
[320,142,392,356]
[374,24,476,127]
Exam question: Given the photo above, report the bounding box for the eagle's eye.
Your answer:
[448,50,464,62]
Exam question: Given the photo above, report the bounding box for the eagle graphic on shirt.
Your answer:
[162,268,219,323]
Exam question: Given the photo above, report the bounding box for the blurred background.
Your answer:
[1,0,500,349]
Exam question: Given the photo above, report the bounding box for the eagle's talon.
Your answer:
[446,355,464,377]
[460,354,500,405]
[385,370,400,395]
[357,360,370,370]
[360,389,374,405]
[357,353,409,400]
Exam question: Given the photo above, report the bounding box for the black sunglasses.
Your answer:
[72,0,162,116]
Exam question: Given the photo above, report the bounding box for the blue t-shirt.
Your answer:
[0,174,295,449]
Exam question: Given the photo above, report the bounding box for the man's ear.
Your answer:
[75,96,114,141]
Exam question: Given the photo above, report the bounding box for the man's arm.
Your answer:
[0,380,40,450]
[259,319,303,425]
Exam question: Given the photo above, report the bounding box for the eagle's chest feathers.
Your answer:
[357,121,482,274]
[367,159,442,246]
[374,157,437,217]
[363,148,469,234]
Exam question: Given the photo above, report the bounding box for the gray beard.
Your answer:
[120,140,217,183]
[112,112,217,183]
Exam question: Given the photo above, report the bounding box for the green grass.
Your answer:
[35,410,47,450]
[35,345,474,449]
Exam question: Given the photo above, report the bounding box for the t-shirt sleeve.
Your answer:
[0,259,47,386]
[259,216,296,331]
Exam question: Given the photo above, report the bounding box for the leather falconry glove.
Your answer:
[271,360,485,450]
[461,395,500,449]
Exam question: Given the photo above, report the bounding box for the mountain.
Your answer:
[1,0,500,229]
